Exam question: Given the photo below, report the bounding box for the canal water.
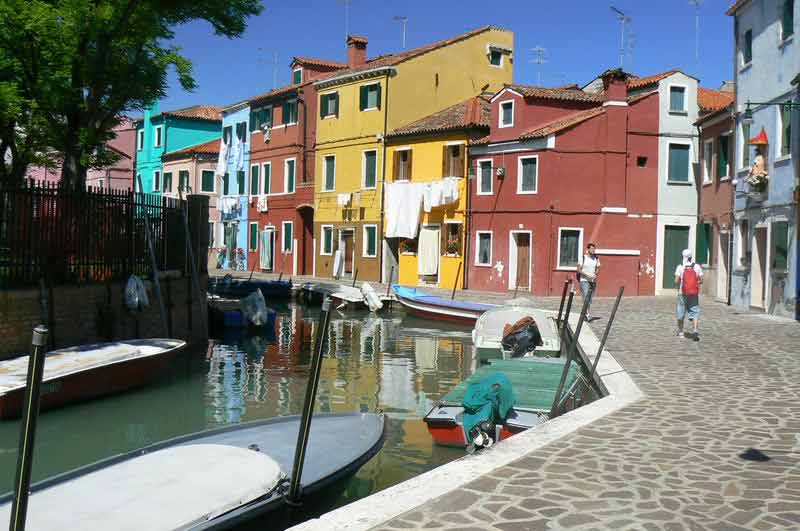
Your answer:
[0,302,476,528]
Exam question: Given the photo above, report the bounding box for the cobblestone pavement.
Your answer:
[216,272,800,529]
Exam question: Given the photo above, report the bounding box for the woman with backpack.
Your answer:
[674,249,703,341]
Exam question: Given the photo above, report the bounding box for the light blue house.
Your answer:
[729,0,798,319]
[217,102,251,270]
[135,102,222,193]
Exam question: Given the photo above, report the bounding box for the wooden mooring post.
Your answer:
[555,278,571,330]
[177,190,207,338]
[589,286,624,380]
[550,282,593,418]
[385,266,394,297]
[351,268,359,288]
[451,261,462,300]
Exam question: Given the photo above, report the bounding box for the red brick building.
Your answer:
[695,86,735,302]
[466,70,660,296]
[246,58,344,276]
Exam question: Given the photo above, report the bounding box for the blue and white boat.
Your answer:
[391,284,496,325]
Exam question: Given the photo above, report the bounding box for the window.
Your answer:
[250,165,260,196]
[696,223,712,265]
[235,121,247,145]
[363,225,377,258]
[477,159,492,195]
[669,86,686,112]
[137,130,144,151]
[98,178,104,190]
[359,83,381,111]
[323,155,336,191]
[518,156,538,194]
[737,219,749,267]
[717,135,730,179]
[153,170,161,192]
[162,172,172,193]
[703,140,713,183]
[499,101,514,128]
[250,106,273,131]
[321,225,334,255]
[783,0,794,41]
[284,159,296,193]
[262,163,271,194]
[475,232,492,266]
[248,222,258,251]
[201,170,215,192]
[444,222,462,255]
[282,100,298,125]
[637,156,648,167]
[178,170,189,193]
[237,170,245,195]
[282,221,293,253]
[222,173,229,195]
[489,49,502,67]
[771,220,789,270]
[292,67,302,84]
[320,92,339,118]
[154,125,162,148]
[558,228,583,269]
[222,125,233,146]
[363,150,377,188]
[394,150,412,180]
[444,144,464,177]
[668,143,691,183]
[780,103,791,157]
[742,29,753,65]
[741,123,751,168]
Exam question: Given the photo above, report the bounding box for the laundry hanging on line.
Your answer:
[337,193,351,207]
[384,181,424,239]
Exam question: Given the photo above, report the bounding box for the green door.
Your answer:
[663,226,689,289]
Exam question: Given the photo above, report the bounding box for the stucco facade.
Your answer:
[730,0,799,318]
[218,104,251,271]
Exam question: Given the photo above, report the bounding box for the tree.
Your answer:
[0,0,263,189]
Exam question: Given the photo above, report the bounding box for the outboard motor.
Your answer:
[501,317,543,357]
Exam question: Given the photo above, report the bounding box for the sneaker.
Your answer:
[692,333,700,342]
[677,331,685,338]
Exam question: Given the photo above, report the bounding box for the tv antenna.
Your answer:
[689,0,703,75]
[257,48,279,89]
[338,0,352,41]
[610,6,631,69]
[393,16,408,49]
[530,46,547,86]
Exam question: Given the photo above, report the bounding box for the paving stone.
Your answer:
[499,506,533,521]
[494,521,549,531]
[556,513,599,527]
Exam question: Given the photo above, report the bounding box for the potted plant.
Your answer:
[445,239,461,256]
[399,238,417,254]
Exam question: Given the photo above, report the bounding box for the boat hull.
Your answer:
[396,297,484,324]
[423,405,546,448]
[0,340,185,420]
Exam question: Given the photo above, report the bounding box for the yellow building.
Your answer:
[312,27,513,282]
[384,94,492,290]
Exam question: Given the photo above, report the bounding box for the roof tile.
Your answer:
[626,70,680,90]
[291,56,347,70]
[387,93,492,137]
[698,87,734,112]
[162,138,220,160]
[519,107,606,140]
[506,84,603,103]
[158,105,222,122]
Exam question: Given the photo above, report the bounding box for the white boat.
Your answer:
[472,306,561,360]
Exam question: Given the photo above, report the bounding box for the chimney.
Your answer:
[719,80,736,93]
[347,35,368,69]
[601,68,628,103]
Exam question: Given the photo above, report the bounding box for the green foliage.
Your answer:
[0,0,262,187]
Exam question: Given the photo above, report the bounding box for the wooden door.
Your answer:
[515,233,530,289]
[663,226,689,289]
[342,231,354,274]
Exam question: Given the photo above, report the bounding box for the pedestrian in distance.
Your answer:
[675,249,703,341]
[576,242,601,321]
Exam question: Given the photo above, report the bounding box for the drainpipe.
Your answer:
[379,74,390,283]
[729,16,739,308]
[463,148,472,291]
[298,91,309,276]
[298,91,308,184]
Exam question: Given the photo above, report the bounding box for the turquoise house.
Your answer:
[135,102,222,193]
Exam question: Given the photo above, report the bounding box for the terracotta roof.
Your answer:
[698,87,735,113]
[519,107,606,140]
[626,70,680,90]
[387,93,492,137]
[726,0,751,15]
[162,138,220,161]
[247,82,306,106]
[505,84,603,103]
[156,105,222,122]
[291,56,347,70]
[553,83,580,90]
[627,90,658,105]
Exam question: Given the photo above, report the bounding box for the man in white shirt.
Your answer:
[674,249,703,340]
[576,243,601,320]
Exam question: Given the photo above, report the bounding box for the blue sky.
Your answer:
[160,0,734,111]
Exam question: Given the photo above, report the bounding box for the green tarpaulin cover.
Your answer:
[461,372,515,443]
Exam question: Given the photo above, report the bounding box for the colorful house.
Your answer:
[728,0,798,319]
[383,93,492,290]
[134,103,221,194]
[217,103,251,270]
[695,86,735,302]
[246,57,344,277]
[160,138,221,269]
[467,71,660,296]
[313,27,514,283]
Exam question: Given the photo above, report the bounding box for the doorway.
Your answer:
[260,228,275,271]
[662,225,689,289]
[717,231,729,301]
[339,229,355,277]
[750,227,768,309]
[298,206,314,275]
[509,231,532,291]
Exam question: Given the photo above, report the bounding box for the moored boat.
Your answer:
[423,358,582,448]
[0,339,186,419]
[472,306,561,361]
[392,284,496,324]
[0,412,386,530]
[208,276,292,299]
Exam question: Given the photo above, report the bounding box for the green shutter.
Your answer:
[250,165,259,196]
[366,227,376,256]
[237,170,245,194]
[668,144,690,182]
[163,172,172,192]
[784,0,794,39]
[250,224,258,250]
[772,221,789,269]
[742,123,751,167]
[717,136,729,178]
[359,85,367,111]
[320,94,327,119]
[250,111,256,131]
[223,173,229,195]
[333,93,339,117]
[263,164,271,194]
[364,151,376,187]
[284,224,292,251]
[375,84,382,110]
[287,160,295,192]
[744,30,753,63]
[695,224,708,264]
[179,170,189,192]
[202,170,214,192]
[282,101,290,124]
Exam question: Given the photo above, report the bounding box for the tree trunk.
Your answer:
[60,127,87,190]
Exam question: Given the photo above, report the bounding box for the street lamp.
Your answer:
[741,99,800,125]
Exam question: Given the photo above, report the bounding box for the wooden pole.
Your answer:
[136,175,169,338]
[559,288,575,357]
[385,266,394,297]
[589,286,624,381]
[555,278,571,330]
[550,282,593,419]
[9,325,49,531]
[177,189,207,338]
[287,296,332,505]
[451,261,462,300]
[351,267,359,288]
